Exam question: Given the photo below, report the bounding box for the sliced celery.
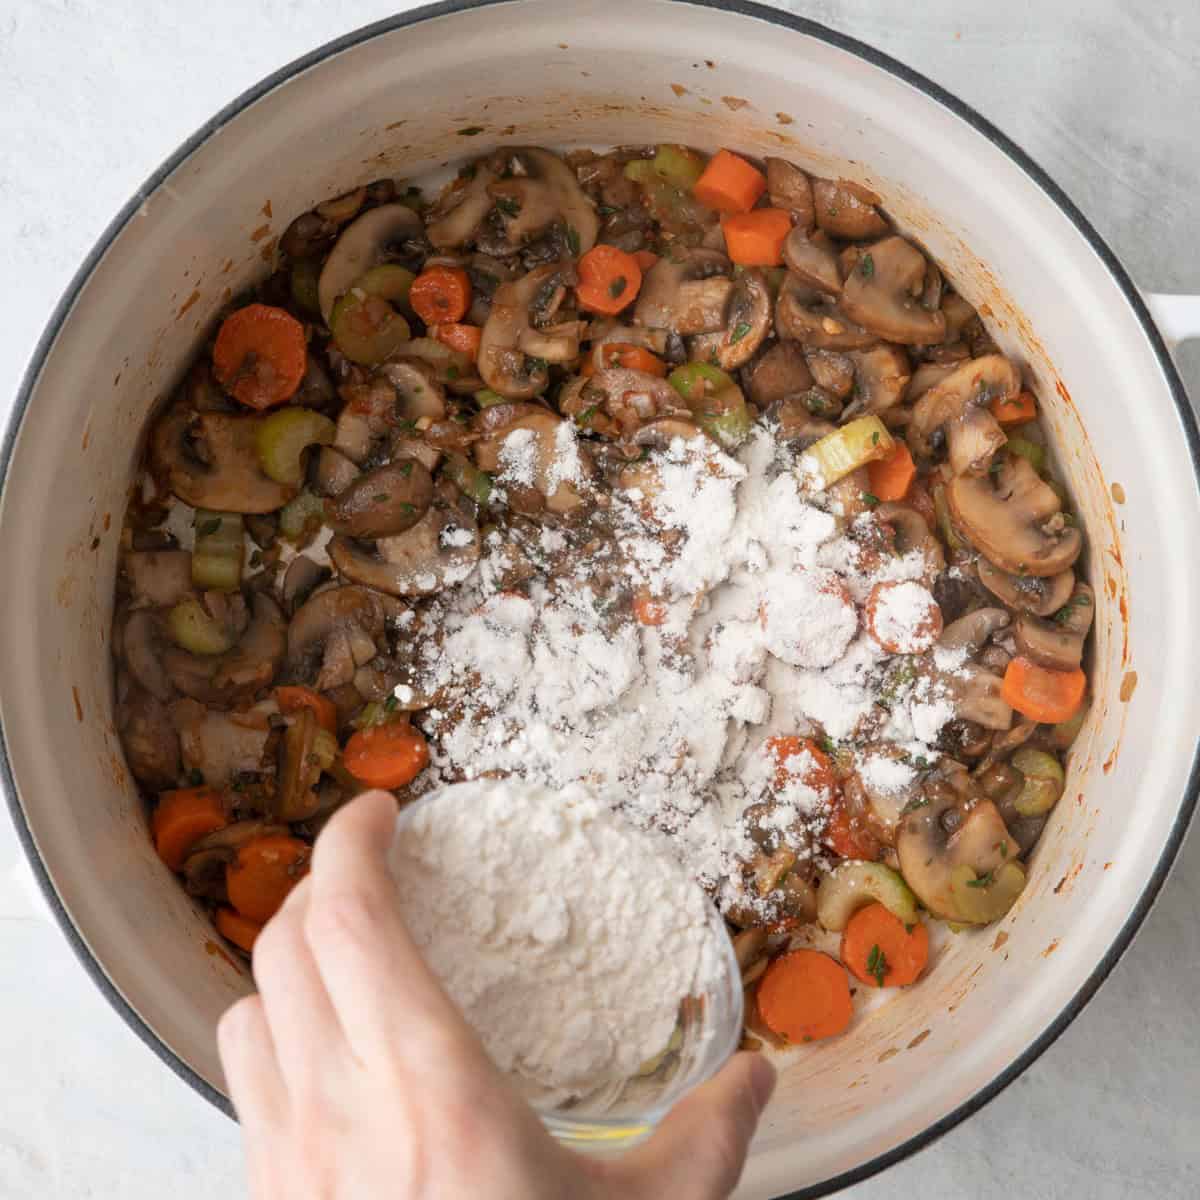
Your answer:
[473,388,508,409]
[166,597,235,656]
[799,416,894,488]
[279,490,326,541]
[330,291,411,364]
[356,263,416,312]
[192,511,243,592]
[1006,436,1046,474]
[652,144,706,191]
[817,861,918,932]
[256,408,336,486]
[289,258,322,315]
[443,454,493,505]
[1011,748,1065,817]
[948,861,1025,925]
[668,362,751,450]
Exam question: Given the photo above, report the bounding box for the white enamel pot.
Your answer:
[3,3,1199,1196]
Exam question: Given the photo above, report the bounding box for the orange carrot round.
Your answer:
[212,304,307,410]
[431,322,483,360]
[632,588,668,626]
[991,390,1037,426]
[867,440,917,501]
[226,835,311,924]
[343,722,430,789]
[410,266,472,325]
[863,580,943,654]
[766,736,837,796]
[215,906,263,954]
[585,342,666,378]
[721,208,793,266]
[694,149,767,214]
[841,903,930,989]
[756,949,853,1043]
[575,245,644,315]
[275,685,337,735]
[823,801,881,862]
[152,787,228,872]
[1001,657,1087,724]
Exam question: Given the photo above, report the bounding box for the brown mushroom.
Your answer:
[478,264,583,400]
[765,158,815,230]
[324,458,434,539]
[280,555,330,615]
[559,370,686,439]
[634,249,733,334]
[765,398,835,445]
[171,698,272,787]
[812,178,889,240]
[380,360,447,422]
[745,341,813,410]
[121,609,174,701]
[1013,582,1094,671]
[781,227,842,296]
[976,559,1075,617]
[840,237,947,345]
[150,399,296,514]
[687,268,772,369]
[286,584,402,689]
[775,275,875,351]
[908,354,1016,476]
[426,158,503,249]
[274,706,327,822]
[939,607,1011,656]
[473,404,591,513]
[317,203,425,323]
[484,147,599,256]
[162,593,286,708]
[950,664,1014,730]
[804,348,855,398]
[906,361,958,404]
[876,502,945,583]
[947,455,1082,577]
[124,550,193,609]
[847,344,911,414]
[314,446,361,496]
[116,685,181,789]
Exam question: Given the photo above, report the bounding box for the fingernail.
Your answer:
[747,1053,777,1112]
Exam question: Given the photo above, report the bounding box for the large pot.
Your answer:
[3,2,1198,1196]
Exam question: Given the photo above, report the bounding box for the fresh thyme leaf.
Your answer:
[446,365,460,380]
[373,493,390,503]
[860,253,875,279]
[866,943,888,987]
[576,404,599,425]
[965,870,995,889]
[398,460,414,477]
[729,321,753,345]
[597,203,619,216]
[871,431,880,445]
[566,225,581,255]
[1052,593,1091,625]
[457,125,484,136]
[399,502,416,514]
[495,195,520,218]
[383,695,399,713]
[861,491,880,507]
[900,795,930,815]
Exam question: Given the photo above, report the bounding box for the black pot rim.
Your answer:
[3,3,1197,1196]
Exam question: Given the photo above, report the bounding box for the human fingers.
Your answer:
[217,993,288,1134]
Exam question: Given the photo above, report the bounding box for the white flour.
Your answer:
[388,778,723,1102]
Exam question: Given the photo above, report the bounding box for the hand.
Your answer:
[218,790,776,1200]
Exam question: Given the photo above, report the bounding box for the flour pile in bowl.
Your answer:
[400,426,966,924]
[388,778,728,1103]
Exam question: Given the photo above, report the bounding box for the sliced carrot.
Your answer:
[632,588,668,626]
[841,903,930,989]
[212,304,307,411]
[721,208,793,266]
[575,245,644,315]
[584,342,667,378]
[863,580,943,655]
[431,322,483,361]
[991,390,1037,426]
[1001,657,1087,724]
[633,249,660,273]
[275,685,338,736]
[343,722,430,790]
[226,834,311,924]
[409,266,472,325]
[152,787,228,872]
[766,736,837,795]
[756,949,853,1043]
[866,440,917,502]
[215,907,263,954]
[823,800,881,862]
[694,149,767,214]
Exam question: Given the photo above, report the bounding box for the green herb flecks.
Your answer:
[566,225,581,256]
[866,943,888,988]
[729,321,753,345]
[859,253,875,279]
[965,870,995,889]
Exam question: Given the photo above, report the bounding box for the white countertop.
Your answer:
[2,1,1198,1195]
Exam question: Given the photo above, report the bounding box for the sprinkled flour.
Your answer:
[399,426,966,922]
[388,778,724,1102]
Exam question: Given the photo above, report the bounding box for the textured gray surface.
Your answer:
[1,1,1198,1196]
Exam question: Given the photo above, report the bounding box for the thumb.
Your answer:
[616,1052,776,1200]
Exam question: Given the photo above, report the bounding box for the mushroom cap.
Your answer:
[947,455,1083,577]
[782,227,842,296]
[896,776,1020,921]
[812,177,889,240]
[695,268,772,370]
[426,158,503,249]
[317,202,424,323]
[774,276,875,350]
[1012,582,1094,671]
[765,157,815,230]
[840,236,948,345]
[116,684,181,789]
[325,457,435,539]
[473,404,592,512]
[976,559,1075,617]
[909,354,1019,458]
[151,400,297,514]
[745,341,814,410]
[938,606,1011,655]
[124,550,193,610]
[805,348,856,398]
[286,583,401,686]
[847,344,911,414]
[380,360,447,423]
[484,147,599,256]
[122,609,174,701]
[634,249,731,333]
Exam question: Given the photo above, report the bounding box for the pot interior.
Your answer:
[2,3,1197,1196]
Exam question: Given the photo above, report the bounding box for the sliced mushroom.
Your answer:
[908,354,1017,476]
[330,495,481,597]
[274,707,324,822]
[181,846,233,901]
[171,698,272,787]
[559,370,686,439]
[380,360,447,422]
[1013,582,1094,671]
[150,399,296,514]
[896,773,1023,923]
[804,348,855,398]
[162,593,286,708]
[876,502,945,582]
[473,404,591,512]
[775,275,875,351]
[847,344,910,414]
[317,203,424,323]
[124,550,192,609]
[765,398,835,445]
[324,458,434,538]
[190,819,289,855]
[840,237,947,345]
[765,158,815,230]
[122,609,173,701]
[281,555,330,615]
[426,158,503,249]
[631,417,708,448]
[116,685,181,789]
[939,607,1011,656]
[782,227,842,296]
[907,361,957,404]
[286,584,401,689]
[947,455,1082,576]
[951,664,1014,730]
[745,341,813,410]
[314,446,361,496]
[812,178,889,240]
[478,264,581,400]
[485,147,599,255]
[635,249,732,334]
[688,268,772,369]
[977,559,1075,617]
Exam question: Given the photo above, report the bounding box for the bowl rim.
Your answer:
[2,1,1198,1196]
